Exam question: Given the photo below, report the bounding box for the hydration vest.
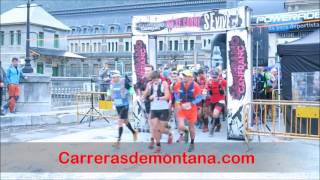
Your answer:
[111,79,128,101]
[150,80,165,98]
[179,82,194,103]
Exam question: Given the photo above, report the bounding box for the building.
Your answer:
[0,4,85,76]
[47,0,243,76]
[285,0,320,11]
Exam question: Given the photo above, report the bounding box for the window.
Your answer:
[54,34,59,48]
[83,28,87,34]
[86,43,89,52]
[127,26,132,32]
[203,39,206,47]
[72,29,76,34]
[159,41,163,51]
[115,42,118,52]
[17,30,21,45]
[98,42,101,52]
[184,40,188,51]
[169,40,172,51]
[174,40,178,51]
[0,31,4,46]
[82,43,85,52]
[10,31,14,45]
[112,42,114,52]
[38,32,44,47]
[190,40,194,50]
[93,43,97,52]
[70,43,74,52]
[94,27,99,34]
[83,64,89,77]
[208,39,211,44]
[110,27,115,33]
[75,43,78,52]
[108,42,111,52]
[125,42,129,51]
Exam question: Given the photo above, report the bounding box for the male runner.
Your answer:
[206,70,227,135]
[174,69,202,152]
[108,70,138,148]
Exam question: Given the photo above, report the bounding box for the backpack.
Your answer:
[179,82,194,102]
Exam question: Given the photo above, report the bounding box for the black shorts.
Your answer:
[150,109,170,121]
[116,105,129,119]
[210,102,225,112]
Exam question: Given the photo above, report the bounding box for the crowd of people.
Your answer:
[107,64,227,153]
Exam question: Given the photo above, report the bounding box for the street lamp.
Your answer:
[22,0,34,73]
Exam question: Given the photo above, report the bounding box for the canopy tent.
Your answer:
[277,29,320,100]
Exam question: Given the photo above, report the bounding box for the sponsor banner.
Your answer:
[1,142,318,172]
[132,6,249,35]
[132,35,148,84]
[226,29,252,140]
[252,9,320,32]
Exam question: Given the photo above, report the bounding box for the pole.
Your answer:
[22,0,33,73]
[256,41,259,69]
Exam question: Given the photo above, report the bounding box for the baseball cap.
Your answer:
[182,69,193,77]
[111,70,121,77]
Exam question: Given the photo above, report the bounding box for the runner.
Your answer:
[195,69,209,132]
[108,70,138,148]
[206,70,227,135]
[136,64,154,146]
[174,69,202,152]
[144,71,172,153]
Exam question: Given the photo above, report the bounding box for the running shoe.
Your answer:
[154,146,161,153]
[148,141,155,149]
[187,144,195,152]
[112,141,120,149]
[167,134,173,144]
[184,130,189,144]
[133,131,138,141]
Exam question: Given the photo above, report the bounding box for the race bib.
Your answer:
[182,102,192,110]
[114,99,123,106]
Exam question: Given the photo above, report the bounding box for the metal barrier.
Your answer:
[243,100,320,143]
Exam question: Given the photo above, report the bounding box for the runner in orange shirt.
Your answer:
[174,69,202,152]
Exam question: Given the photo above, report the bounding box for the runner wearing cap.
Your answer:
[206,70,227,135]
[174,69,203,152]
[108,70,138,148]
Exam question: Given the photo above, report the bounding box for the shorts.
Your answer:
[150,109,170,121]
[116,105,129,119]
[210,102,225,113]
[177,105,197,124]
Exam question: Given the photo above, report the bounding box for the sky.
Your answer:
[1,0,286,15]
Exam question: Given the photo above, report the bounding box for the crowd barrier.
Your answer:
[243,100,320,143]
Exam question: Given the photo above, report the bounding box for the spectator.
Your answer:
[98,63,111,100]
[0,60,6,116]
[3,58,27,114]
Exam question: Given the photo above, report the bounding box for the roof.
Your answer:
[0,4,71,31]
[286,29,320,45]
[30,47,86,59]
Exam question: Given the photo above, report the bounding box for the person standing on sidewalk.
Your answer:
[98,63,111,100]
[108,70,138,148]
[0,60,6,116]
[3,58,26,114]
[174,69,202,152]
[144,71,172,153]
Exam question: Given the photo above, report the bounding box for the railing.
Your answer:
[243,100,320,143]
